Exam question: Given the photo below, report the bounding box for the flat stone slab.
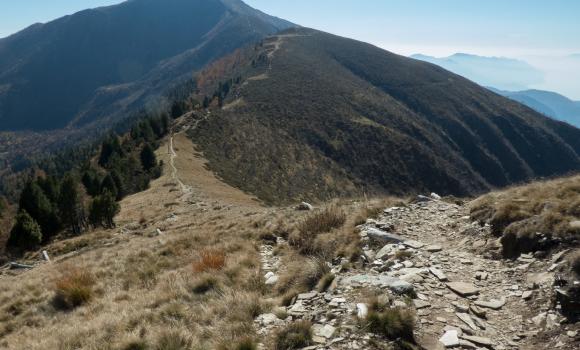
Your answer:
[461,335,492,347]
[456,312,478,330]
[439,330,460,347]
[446,282,480,297]
[425,245,443,252]
[404,240,425,249]
[474,297,506,310]
[341,274,414,294]
[430,267,448,281]
[366,228,405,244]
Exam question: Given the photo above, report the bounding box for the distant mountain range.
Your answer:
[411,53,544,91]
[412,53,580,128]
[0,0,294,131]
[489,88,580,128]
[188,28,580,203]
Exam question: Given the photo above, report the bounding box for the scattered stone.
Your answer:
[567,330,578,338]
[456,313,478,330]
[356,303,368,319]
[313,324,336,339]
[413,300,431,309]
[461,335,492,348]
[446,282,480,297]
[475,271,488,281]
[521,291,533,300]
[551,249,569,263]
[256,313,279,326]
[458,339,477,349]
[341,274,414,295]
[430,267,448,281]
[265,275,278,285]
[431,192,442,200]
[404,240,425,249]
[532,312,547,327]
[452,302,469,313]
[296,202,313,211]
[376,244,396,260]
[366,228,405,244]
[439,330,460,347]
[297,291,318,300]
[475,297,506,310]
[469,305,487,319]
[416,195,433,203]
[425,245,443,252]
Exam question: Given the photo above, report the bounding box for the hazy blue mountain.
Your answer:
[489,88,580,127]
[411,53,544,91]
[0,0,294,131]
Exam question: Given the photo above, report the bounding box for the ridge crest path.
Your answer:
[256,199,576,349]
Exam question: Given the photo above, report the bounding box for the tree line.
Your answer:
[7,114,170,254]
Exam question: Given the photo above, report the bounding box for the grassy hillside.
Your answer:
[188,28,580,205]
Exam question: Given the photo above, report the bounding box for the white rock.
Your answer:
[439,330,460,347]
[265,275,278,285]
[430,267,448,281]
[431,193,442,200]
[296,202,313,210]
[313,324,336,339]
[356,303,368,319]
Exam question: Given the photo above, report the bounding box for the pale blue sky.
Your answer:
[2,0,579,57]
[1,0,579,97]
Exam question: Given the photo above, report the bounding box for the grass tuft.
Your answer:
[274,321,312,350]
[192,249,226,273]
[52,267,96,310]
[366,307,416,343]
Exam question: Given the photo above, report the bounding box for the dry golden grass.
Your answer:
[470,175,580,257]
[52,266,96,310]
[0,133,404,349]
[192,249,226,273]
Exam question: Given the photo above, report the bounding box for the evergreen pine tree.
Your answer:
[140,144,157,171]
[58,175,87,235]
[7,210,42,251]
[18,181,60,241]
[89,191,120,229]
[100,174,118,199]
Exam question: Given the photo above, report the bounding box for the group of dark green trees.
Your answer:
[7,115,170,253]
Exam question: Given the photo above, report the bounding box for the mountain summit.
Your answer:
[0,0,294,131]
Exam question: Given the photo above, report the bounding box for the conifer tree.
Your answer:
[58,175,87,235]
[89,191,119,228]
[100,174,118,199]
[140,144,157,171]
[18,181,60,240]
[7,210,42,251]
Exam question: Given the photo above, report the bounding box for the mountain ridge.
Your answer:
[0,0,294,132]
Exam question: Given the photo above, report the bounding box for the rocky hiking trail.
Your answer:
[256,197,579,350]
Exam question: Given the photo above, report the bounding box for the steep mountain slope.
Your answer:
[189,28,580,204]
[0,0,293,131]
[489,88,580,127]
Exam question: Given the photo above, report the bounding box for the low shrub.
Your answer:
[274,321,312,350]
[154,331,192,350]
[366,307,416,343]
[53,267,96,310]
[192,249,226,273]
[290,206,346,255]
